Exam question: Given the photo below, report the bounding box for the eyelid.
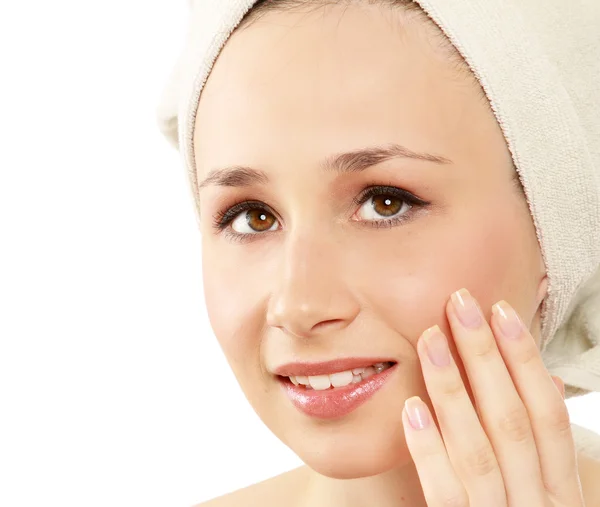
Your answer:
[352,185,426,207]
[212,184,430,240]
[211,199,278,231]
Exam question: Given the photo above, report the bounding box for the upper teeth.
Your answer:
[288,362,393,390]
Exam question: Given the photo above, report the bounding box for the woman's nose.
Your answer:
[266,233,360,339]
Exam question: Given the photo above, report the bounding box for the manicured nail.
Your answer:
[492,300,523,340]
[423,325,451,367]
[451,288,483,329]
[405,396,430,430]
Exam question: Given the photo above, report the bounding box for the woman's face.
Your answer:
[194,3,547,479]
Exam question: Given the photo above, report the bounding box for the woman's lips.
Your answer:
[273,357,396,377]
[278,363,398,419]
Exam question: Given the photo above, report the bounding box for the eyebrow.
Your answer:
[197,143,452,190]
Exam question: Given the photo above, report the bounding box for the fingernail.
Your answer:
[405,396,430,430]
[423,325,451,367]
[451,288,483,329]
[492,300,523,340]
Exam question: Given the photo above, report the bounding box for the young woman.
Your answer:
[157,1,600,505]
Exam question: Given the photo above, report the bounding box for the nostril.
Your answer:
[312,319,344,332]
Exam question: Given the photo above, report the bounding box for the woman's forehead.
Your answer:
[194,4,486,174]
[198,3,457,105]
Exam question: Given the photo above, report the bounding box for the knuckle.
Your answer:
[471,337,497,361]
[438,491,470,507]
[417,438,444,461]
[542,465,578,496]
[463,441,499,478]
[438,377,466,400]
[515,342,539,366]
[496,403,532,443]
[539,402,572,435]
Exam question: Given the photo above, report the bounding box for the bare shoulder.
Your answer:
[579,452,600,507]
[192,465,310,507]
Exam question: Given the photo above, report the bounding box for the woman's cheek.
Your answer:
[371,216,512,343]
[203,256,266,354]
[203,249,239,335]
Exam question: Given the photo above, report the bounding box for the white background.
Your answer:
[0,1,598,506]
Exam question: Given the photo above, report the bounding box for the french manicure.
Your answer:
[405,396,430,430]
[492,300,523,340]
[423,325,451,367]
[451,288,483,329]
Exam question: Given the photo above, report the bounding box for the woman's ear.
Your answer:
[536,274,548,309]
[529,274,548,346]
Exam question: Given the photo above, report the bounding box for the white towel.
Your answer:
[155,0,600,458]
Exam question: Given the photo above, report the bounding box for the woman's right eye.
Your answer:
[212,200,280,239]
[230,208,279,234]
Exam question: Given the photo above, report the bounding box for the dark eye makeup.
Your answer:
[210,184,431,243]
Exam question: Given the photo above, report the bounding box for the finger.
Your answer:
[402,395,469,507]
[551,375,565,399]
[417,325,506,506]
[491,300,582,504]
[446,288,546,506]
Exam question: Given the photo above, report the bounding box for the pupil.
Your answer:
[247,209,274,231]
[373,195,401,217]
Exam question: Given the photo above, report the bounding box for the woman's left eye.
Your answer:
[352,185,429,227]
[355,190,411,222]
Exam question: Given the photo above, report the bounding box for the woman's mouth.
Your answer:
[277,361,398,419]
[285,361,395,390]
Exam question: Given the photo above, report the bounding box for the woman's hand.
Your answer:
[401,288,585,507]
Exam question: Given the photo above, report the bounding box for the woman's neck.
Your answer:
[300,460,429,507]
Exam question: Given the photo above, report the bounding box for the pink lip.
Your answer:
[278,363,398,419]
[273,357,396,377]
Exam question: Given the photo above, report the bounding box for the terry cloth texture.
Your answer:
[156,0,600,459]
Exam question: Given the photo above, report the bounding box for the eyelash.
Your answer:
[211,184,430,243]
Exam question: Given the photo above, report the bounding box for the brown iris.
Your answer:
[371,194,403,217]
[246,209,276,231]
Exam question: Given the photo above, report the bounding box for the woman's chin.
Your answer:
[297,443,413,479]
[255,372,423,479]
[278,419,413,479]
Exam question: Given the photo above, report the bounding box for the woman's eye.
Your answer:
[212,186,428,240]
[230,208,279,234]
[355,193,410,221]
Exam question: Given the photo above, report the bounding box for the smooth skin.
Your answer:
[196,291,600,507]
[193,2,600,506]
[402,289,584,506]
[196,292,600,507]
